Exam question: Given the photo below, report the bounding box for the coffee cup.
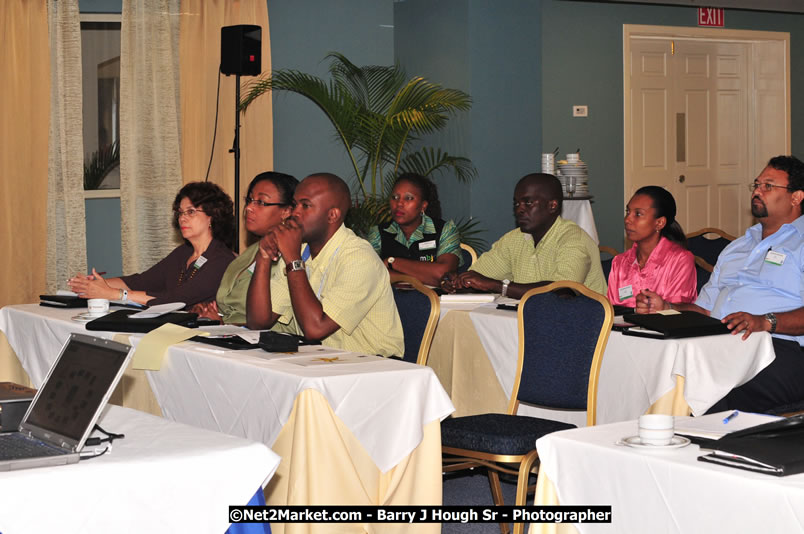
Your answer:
[638,414,674,446]
[87,299,110,316]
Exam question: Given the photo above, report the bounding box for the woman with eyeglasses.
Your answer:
[193,171,298,323]
[68,181,236,307]
[366,173,461,286]
[607,185,697,309]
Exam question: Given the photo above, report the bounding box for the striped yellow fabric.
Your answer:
[471,217,607,294]
[271,224,405,357]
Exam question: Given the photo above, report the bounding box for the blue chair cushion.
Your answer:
[441,413,576,455]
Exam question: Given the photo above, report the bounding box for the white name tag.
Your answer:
[618,285,634,300]
[765,250,786,266]
[247,261,256,274]
[193,256,208,269]
[419,240,437,251]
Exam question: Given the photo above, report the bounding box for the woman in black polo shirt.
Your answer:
[367,173,461,286]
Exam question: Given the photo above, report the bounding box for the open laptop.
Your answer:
[0,333,132,471]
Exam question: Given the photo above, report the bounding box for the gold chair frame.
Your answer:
[389,273,440,366]
[598,245,620,258]
[460,243,478,267]
[442,281,614,534]
[685,227,737,241]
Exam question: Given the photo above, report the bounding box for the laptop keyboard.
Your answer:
[0,433,67,460]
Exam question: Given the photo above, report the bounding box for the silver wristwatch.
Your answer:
[286,259,305,274]
[501,279,511,298]
[764,312,777,334]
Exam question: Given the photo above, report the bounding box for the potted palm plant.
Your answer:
[239,52,485,250]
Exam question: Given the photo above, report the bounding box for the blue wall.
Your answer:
[267,0,395,185]
[85,197,123,276]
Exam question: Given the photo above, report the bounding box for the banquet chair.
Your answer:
[390,273,440,365]
[686,228,735,269]
[598,245,619,281]
[694,255,713,294]
[458,243,478,273]
[441,281,613,534]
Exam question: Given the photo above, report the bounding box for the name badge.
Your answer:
[247,261,256,274]
[193,256,208,269]
[418,240,437,251]
[618,285,634,300]
[765,250,786,266]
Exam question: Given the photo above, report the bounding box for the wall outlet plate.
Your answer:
[573,105,588,117]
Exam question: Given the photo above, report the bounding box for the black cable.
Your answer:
[204,66,223,182]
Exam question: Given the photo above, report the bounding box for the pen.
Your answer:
[723,410,739,424]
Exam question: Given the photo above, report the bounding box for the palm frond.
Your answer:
[399,148,477,183]
[84,141,120,190]
[345,195,390,238]
[454,217,488,253]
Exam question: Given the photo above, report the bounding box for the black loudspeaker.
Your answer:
[221,25,261,76]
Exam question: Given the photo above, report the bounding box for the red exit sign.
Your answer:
[698,8,725,27]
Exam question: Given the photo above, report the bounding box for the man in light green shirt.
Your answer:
[246,173,404,357]
[442,173,606,298]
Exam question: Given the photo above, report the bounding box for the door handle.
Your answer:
[679,175,686,183]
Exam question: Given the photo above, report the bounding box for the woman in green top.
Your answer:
[192,171,298,323]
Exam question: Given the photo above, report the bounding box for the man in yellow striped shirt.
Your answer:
[442,173,606,298]
[246,173,404,357]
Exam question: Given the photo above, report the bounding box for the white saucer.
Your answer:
[72,312,106,323]
[617,435,691,449]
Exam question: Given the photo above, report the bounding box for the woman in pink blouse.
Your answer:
[607,186,697,308]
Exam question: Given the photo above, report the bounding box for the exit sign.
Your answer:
[698,8,725,27]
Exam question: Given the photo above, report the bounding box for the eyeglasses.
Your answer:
[174,208,204,218]
[244,196,289,208]
[749,182,792,193]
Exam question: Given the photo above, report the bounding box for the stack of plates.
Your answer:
[541,153,556,175]
[557,156,590,198]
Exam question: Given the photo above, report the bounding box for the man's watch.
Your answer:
[285,259,305,274]
[765,312,777,334]
[387,257,395,270]
[501,279,511,298]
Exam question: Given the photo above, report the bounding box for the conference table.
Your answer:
[428,301,776,426]
[0,404,280,534]
[0,304,455,534]
[528,417,804,534]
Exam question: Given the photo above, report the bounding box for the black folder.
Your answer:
[85,309,199,333]
[698,414,804,476]
[39,294,88,308]
[621,311,730,339]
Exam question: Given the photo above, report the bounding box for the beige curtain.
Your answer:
[46,0,86,292]
[0,2,49,306]
[119,0,183,275]
[180,0,273,252]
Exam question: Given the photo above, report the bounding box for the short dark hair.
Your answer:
[633,185,686,247]
[394,173,443,220]
[768,155,804,193]
[247,171,298,206]
[172,182,235,248]
[518,173,563,211]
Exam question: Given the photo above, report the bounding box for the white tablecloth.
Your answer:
[534,418,804,533]
[133,337,454,473]
[0,405,279,534]
[562,199,599,244]
[466,304,776,424]
[0,304,455,473]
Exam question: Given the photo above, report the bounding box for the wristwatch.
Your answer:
[501,279,511,298]
[764,312,777,334]
[387,257,395,270]
[286,259,305,274]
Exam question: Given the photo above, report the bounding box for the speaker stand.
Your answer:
[229,74,242,253]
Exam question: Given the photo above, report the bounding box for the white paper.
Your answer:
[130,302,186,319]
[440,293,497,303]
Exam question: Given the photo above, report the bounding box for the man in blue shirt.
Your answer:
[636,155,804,412]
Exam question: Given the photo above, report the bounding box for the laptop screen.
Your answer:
[25,337,129,442]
